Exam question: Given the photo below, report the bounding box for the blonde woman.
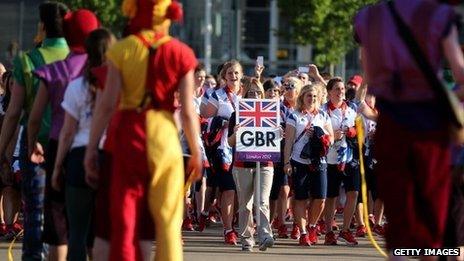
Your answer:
[283,84,333,246]
[201,60,243,245]
[274,76,304,239]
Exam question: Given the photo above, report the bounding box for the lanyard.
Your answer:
[224,87,236,110]
[294,110,317,143]
[327,101,348,129]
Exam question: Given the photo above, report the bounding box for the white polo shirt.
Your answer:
[322,102,357,165]
[287,109,331,165]
[207,88,239,120]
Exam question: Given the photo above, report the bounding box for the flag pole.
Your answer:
[255,161,261,232]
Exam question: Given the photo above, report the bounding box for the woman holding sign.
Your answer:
[228,78,275,252]
[283,84,333,246]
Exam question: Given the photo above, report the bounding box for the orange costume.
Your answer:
[107,0,196,260]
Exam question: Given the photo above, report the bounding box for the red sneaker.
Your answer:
[12,222,22,234]
[298,233,311,246]
[307,226,318,245]
[317,219,326,235]
[336,207,344,214]
[324,231,337,245]
[355,225,366,237]
[290,223,300,240]
[277,224,288,238]
[271,217,280,230]
[233,229,239,238]
[373,224,385,237]
[182,217,195,231]
[224,230,238,245]
[209,211,221,223]
[198,213,208,232]
[338,230,358,245]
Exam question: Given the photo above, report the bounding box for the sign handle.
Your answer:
[255,162,261,233]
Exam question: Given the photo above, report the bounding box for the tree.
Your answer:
[57,0,126,36]
[278,0,377,66]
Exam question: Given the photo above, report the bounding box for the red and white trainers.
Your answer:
[233,229,239,238]
[209,207,221,223]
[307,226,318,245]
[224,230,238,245]
[298,233,311,246]
[182,217,195,231]
[277,224,288,238]
[324,231,337,245]
[355,225,366,237]
[373,224,385,237]
[338,230,358,245]
[271,217,280,230]
[12,222,22,234]
[290,223,300,240]
[198,213,208,232]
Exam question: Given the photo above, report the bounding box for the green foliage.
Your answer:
[57,0,126,36]
[278,0,378,65]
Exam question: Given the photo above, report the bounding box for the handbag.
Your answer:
[387,0,464,143]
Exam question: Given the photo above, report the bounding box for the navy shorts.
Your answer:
[357,166,378,203]
[269,162,289,200]
[291,160,327,200]
[327,163,360,198]
[211,150,235,192]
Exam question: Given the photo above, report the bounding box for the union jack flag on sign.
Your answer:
[238,99,278,128]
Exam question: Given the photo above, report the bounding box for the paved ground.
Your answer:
[0,221,386,261]
[182,222,386,261]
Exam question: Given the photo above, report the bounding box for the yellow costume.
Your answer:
[106,1,196,260]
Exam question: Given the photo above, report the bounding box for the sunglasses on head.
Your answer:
[283,83,296,90]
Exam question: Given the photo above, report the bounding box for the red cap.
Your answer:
[347,75,363,87]
[64,9,99,53]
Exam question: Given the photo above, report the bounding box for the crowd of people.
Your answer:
[0,0,462,261]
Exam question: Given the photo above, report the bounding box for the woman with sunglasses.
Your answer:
[227,78,275,251]
[283,84,333,246]
[277,76,303,239]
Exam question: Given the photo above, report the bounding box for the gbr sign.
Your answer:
[235,99,281,162]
